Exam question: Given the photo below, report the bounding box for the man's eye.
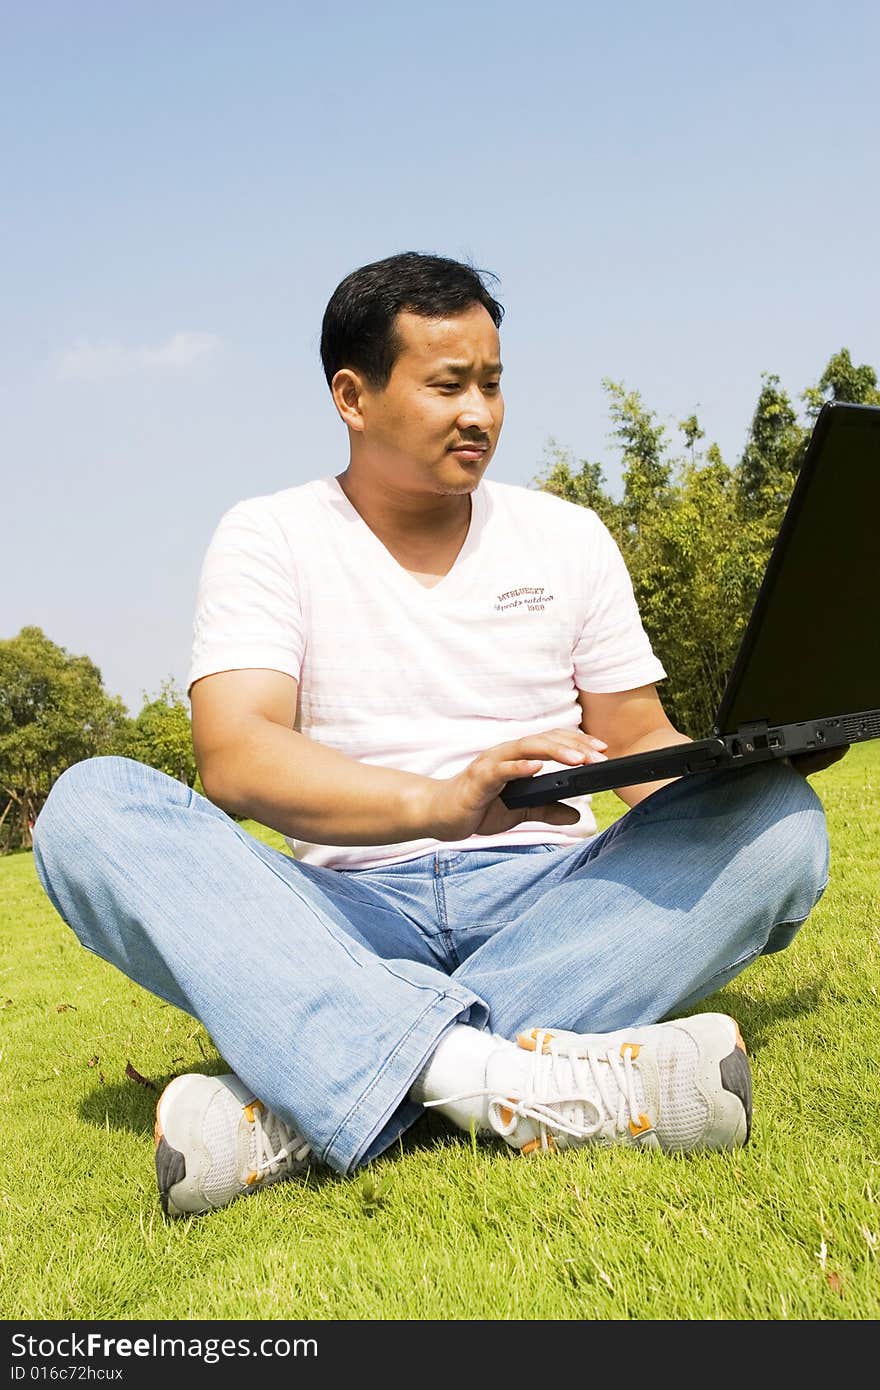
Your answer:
[437,382,461,391]
[483,382,501,393]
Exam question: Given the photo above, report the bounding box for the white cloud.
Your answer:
[57,331,222,382]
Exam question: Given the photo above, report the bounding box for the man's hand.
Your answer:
[193,673,613,847]
[788,745,850,778]
[422,728,609,841]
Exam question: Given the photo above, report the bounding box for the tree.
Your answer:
[115,679,197,787]
[802,347,880,416]
[679,413,705,465]
[608,416,760,735]
[0,627,128,852]
[632,436,761,734]
[532,438,620,531]
[734,372,806,528]
[603,378,672,541]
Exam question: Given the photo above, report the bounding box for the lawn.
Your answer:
[1,747,878,1321]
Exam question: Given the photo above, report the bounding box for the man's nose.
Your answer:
[456,384,497,432]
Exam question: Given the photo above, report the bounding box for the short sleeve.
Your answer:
[187,498,305,693]
[572,514,667,692]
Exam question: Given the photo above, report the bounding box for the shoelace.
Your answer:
[424,1030,649,1148]
[494,1031,647,1146]
[246,1100,313,1183]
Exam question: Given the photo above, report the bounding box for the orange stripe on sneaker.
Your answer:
[628,1113,652,1137]
[244,1101,264,1123]
[733,1020,747,1054]
[517,1029,556,1054]
[521,1135,557,1155]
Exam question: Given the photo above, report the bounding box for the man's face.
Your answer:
[352,303,504,496]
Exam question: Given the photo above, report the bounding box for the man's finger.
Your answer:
[529,803,581,825]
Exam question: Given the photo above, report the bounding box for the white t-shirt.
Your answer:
[188,477,666,869]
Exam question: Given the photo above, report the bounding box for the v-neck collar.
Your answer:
[324,476,487,599]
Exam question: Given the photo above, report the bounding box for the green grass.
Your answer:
[1,750,878,1320]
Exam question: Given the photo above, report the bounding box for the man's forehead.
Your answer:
[393,307,501,363]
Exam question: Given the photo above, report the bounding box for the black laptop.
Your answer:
[501,400,880,810]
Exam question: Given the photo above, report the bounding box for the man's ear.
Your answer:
[331,368,368,432]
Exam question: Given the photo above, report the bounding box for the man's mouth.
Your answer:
[449,442,489,459]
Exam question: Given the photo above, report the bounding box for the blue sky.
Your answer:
[3,0,878,713]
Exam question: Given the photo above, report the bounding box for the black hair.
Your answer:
[319,250,504,390]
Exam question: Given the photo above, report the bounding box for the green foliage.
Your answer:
[622,435,759,736]
[603,377,672,536]
[533,349,873,736]
[679,412,705,461]
[735,372,806,526]
[0,627,129,851]
[533,438,620,531]
[0,632,197,852]
[802,347,880,418]
[113,678,197,787]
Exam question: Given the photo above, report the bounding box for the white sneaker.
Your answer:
[426,1013,752,1155]
[154,1073,315,1218]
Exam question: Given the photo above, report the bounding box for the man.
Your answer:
[33,251,834,1219]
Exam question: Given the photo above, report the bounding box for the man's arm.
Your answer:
[192,668,610,846]
[577,684,849,807]
[577,683,692,808]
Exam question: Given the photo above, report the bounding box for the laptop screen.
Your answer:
[715,402,880,734]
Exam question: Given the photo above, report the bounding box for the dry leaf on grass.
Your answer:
[125,1061,157,1091]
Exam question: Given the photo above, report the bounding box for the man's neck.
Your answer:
[335,469,472,547]
[335,468,474,586]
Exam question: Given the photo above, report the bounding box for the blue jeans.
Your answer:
[32,755,829,1176]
